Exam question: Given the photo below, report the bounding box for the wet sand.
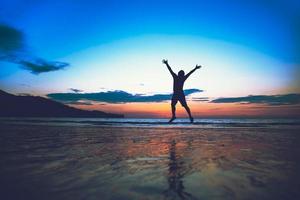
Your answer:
[0,124,300,200]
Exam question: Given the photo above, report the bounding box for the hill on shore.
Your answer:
[0,90,123,118]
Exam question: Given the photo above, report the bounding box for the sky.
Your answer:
[0,0,300,117]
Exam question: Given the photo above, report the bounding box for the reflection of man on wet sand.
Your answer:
[163,140,196,200]
[163,59,201,123]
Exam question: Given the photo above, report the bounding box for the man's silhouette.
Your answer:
[163,59,201,123]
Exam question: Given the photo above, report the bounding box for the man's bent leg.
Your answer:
[180,97,194,123]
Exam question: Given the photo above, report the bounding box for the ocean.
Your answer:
[1,117,300,128]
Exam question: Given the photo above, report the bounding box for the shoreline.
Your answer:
[1,117,300,129]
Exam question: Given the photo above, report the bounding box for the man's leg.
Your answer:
[180,97,194,123]
[183,105,193,123]
[169,99,177,123]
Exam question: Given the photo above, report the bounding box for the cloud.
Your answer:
[0,24,23,52]
[69,88,83,93]
[0,24,69,74]
[211,94,300,105]
[66,101,93,105]
[19,59,68,74]
[47,88,203,103]
[192,97,209,102]
[17,93,31,96]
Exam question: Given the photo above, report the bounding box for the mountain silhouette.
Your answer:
[0,90,123,118]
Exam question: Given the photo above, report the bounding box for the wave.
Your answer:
[1,117,300,128]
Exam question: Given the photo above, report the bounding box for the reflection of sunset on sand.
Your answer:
[1,124,299,199]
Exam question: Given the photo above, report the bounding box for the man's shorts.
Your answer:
[171,92,187,107]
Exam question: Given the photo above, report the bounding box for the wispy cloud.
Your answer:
[0,24,69,74]
[19,59,68,74]
[211,94,300,105]
[69,88,83,93]
[192,97,209,102]
[47,89,203,103]
[66,101,94,105]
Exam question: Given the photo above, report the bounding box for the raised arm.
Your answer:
[162,59,176,77]
[185,64,201,80]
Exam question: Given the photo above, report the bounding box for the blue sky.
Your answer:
[0,0,299,97]
[1,0,299,60]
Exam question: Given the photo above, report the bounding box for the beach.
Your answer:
[0,119,300,200]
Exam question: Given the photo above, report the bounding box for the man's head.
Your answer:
[178,70,185,77]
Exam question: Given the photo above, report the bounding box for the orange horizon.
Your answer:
[70,101,300,118]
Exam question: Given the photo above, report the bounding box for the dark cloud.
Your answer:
[19,59,68,74]
[211,94,300,105]
[69,88,83,93]
[47,88,203,103]
[0,24,69,74]
[0,24,23,51]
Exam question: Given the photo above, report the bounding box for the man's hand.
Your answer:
[162,59,168,65]
[195,64,202,69]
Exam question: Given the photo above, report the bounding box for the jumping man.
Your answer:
[162,59,201,123]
